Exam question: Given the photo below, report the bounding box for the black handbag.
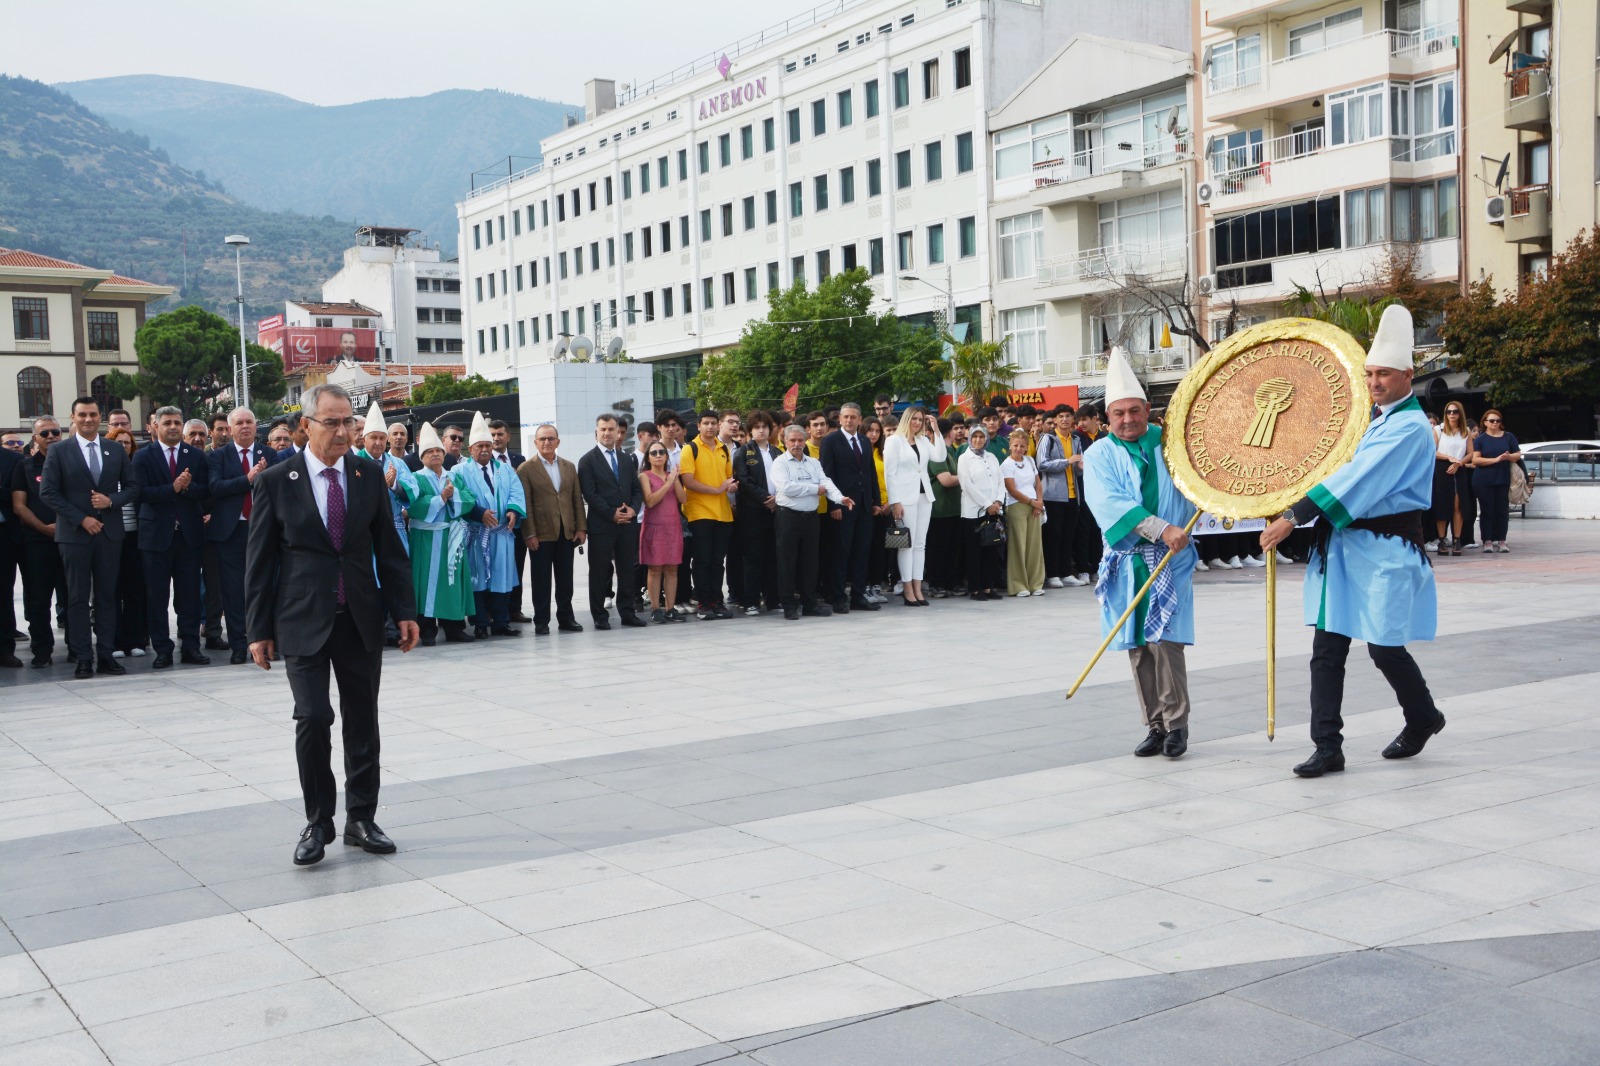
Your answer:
[884,521,912,551]
[977,515,1007,547]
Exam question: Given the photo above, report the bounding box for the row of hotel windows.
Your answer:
[412,278,462,293]
[11,299,122,349]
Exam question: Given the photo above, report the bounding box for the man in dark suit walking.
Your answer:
[208,407,275,665]
[577,413,646,630]
[133,406,211,669]
[489,419,533,623]
[817,402,882,614]
[246,383,419,867]
[516,423,586,635]
[41,397,139,679]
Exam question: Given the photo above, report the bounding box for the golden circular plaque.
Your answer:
[1164,318,1371,520]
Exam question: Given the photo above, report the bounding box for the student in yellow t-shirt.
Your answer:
[678,409,737,618]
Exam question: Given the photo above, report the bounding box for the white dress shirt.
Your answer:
[540,456,562,492]
[301,449,346,528]
[77,432,103,472]
[770,451,845,512]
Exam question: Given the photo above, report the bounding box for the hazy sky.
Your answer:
[2,0,815,106]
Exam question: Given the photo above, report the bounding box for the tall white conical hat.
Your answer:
[1103,346,1147,405]
[362,400,387,438]
[1366,303,1415,372]
[467,410,493,447]
[416,421,444,455]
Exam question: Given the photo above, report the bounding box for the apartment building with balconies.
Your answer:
[1461,0,1598,288]
[1196,0,1464,344]
[986,35,1198,405]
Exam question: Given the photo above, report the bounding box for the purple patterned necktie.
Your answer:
[321,468,347,605]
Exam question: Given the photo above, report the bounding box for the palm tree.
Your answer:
[936,334,1018,414]
[1281,284,1395,348]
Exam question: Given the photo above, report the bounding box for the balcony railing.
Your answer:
[1508,183,1548,217]
[467,161,543,201]
[1028,140,1189,189]
[1049,348,1190,378]
[1207,127,1456,195]
[1207,24,1458,98]
[1036,239,1188,287]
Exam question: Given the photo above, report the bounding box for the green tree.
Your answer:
[409,372,507,406]
[691,269,942,412]
[1439,229,1600,405]
[938,335,1017,415]
[105,305,283,417]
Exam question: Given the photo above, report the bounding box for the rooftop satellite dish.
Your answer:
[1166,110,1180,134]
[1493,153,1511,192]
[1488,28,1519,65]
[569,334,595,363]
[605,336,625,362]
[553,338,569,362]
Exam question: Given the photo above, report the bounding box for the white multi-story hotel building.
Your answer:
[321,226,464,364]
[458,0,1191,412]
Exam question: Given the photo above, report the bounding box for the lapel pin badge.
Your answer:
[289,471,300,480]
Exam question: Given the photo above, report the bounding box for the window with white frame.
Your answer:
[1407,74,1457,160]
[1090,302,1161,355]
[1327,83,1386,147]
[996,211,1043,280]
[993,113,1073,179]
[1207,34,1261,93]
[1000,306,1045,371]
[1288,8,1362,58]
[1096,189,1184,260]
[1344,186,1389,247]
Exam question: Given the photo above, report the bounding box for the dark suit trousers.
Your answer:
[60,536,120,660]
[1042,500,1080,579]
[115,535,148,653]
[829,502,872,602]
[588,522,639,622]
[143,537,203,656]
[288,610,383,827]
[774,508,820,607]
[510,536,528,614]
[203,540,224,638]
[1309,629,1442,750]
[20,540,65,658]
[738,506,779,608]
[1073,501,1102,574]
[215,522,252,652]
[0,532,17,660]
[528,536,578,626]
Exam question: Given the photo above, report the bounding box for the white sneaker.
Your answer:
[1462,541,1478,549]
[1195,559,1210,572]
[1076,573,1092,585]
[1061,574,1086,586]
[1015,589,1031,598]
[130,647,146,657]
[1425,541,1439,553]
[1275,551,1294,565]
[892,582,904,595]
[1031,587,1045,596]
[1045,577,1065,589]
[1224,555,1244,569]
[1241,554,1266,568]
[111,650,125,659]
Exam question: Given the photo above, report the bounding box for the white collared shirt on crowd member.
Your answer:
[999,454,1040,502]
[770,451,845,512]
[540,454,561,492]
[302,448,346,528]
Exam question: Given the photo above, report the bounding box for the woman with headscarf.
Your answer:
[957,425,1006,600]
[408,423,476,645]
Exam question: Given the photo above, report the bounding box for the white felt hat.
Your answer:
[363,401,387,438]
[1103,346,1147,405]
[416,421,444,455]
[1366,304,1415,372]
[467,410,493,447]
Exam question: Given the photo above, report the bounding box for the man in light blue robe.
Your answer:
[1084,348,1198,760]
[1262,304,1445,778]
[452,413,526,638]
[357,427,418,557]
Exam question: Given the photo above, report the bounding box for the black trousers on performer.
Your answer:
[774,508,820,607]
[287,610,382,829]
[1309,628,1442,750]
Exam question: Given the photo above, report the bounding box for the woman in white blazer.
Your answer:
[882,406,947,605]
[957,426,1007,599]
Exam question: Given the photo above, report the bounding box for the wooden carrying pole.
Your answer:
[1064,510,1202,700]
[1266,549,1276,741]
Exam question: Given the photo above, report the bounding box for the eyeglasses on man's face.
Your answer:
[2,439,25,449]
[444,434,464,442]
[36,428,63,439]
[309,416,361,431]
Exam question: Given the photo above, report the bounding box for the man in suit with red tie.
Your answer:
[208,407,275,665]
[133,406,211,669]
[245,384,419,866]
[817,402,881,614]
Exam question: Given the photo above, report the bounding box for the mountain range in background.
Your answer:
[57,75,576,256]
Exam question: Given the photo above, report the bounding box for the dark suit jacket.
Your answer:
[40,433,139,543]
[577,445,642,531]
[0,447,20,540]
[245,450,416,656]
[400,452,424,472]
[206,442,277,543]
[516,456,586,542]
[133,440,210,551]
[818,429,879,507]
[732,442,782,509]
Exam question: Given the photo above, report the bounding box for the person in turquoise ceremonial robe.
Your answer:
[1262,304,1446,779]
[355,403,418,557]
[452,412,526,637]
[407,422,476,645]
[1083,347,1198,760]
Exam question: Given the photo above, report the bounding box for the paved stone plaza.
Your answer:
[2,522,1598,1065]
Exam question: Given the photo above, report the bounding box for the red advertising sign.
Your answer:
[936,384,1080,414]
[256,324,380,371]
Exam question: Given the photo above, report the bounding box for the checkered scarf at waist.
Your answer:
[1095,541,1180,643]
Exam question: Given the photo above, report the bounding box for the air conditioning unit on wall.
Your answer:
[1196,181,1215,207]
[1485,196,1508,225]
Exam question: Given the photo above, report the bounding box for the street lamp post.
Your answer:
[899,265,956,404]
[224,235,251,409]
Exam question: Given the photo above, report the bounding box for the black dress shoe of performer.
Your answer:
[1294,748,1346,777]
[294,822,333,866]
[1382,714,1446,760]
[1134,727,1167,757]
[473,626,490,640]
[534,624,550,636]
[73,661,95,680]
[510,612,534,624]
[30,655,52,669]
[558,622,584,633]
[490,626,522,637]
[96,657,126,675]
[444,630,475,643]
[593,619,612,631]
[0,654,22,669]
[204,637,230,652]
[230,651,250,664]
[1162,728,1188,759]
[151,653,174,670]
[343,820,397,854]
[180,649,211,666]
[620,615,648,628]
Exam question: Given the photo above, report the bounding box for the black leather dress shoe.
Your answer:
[180,649,211,666]
[1134,727,1167,757]
[558,622,584,633]
[850,599,881,612]
[0,654,22,669]
[204,637,230,652]
[593,618,612,631]
[152,653,174,670]
[343,820,397,854]
[1294,748,1346,777]
[1382,714,1446,759]
[801,603,833,617]
[96,657,126,676]
[30,655,52,669]
[1162,728,1188,758]
[294,822,333,866]
[510,612,533,624]
[831,598,850,614]
[444,630,475,643]
[489,626,522,637]
[620,615,648,628]
[230,651,249,665]
[473,626,490,639]
[784,606,801,620]
[73,661,94,679]
[534,624,550,636]
[420,636,437,647]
